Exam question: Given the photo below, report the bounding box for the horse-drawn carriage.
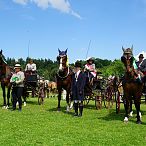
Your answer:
[83,72,114,109]
[24,71,38,98]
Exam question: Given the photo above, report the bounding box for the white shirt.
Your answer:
[75,70,81,81]
[25,63,36,71]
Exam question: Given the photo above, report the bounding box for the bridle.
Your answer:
[57,55,70,79]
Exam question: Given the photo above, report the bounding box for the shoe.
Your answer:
[74,113,78,116]
[78,113,82,117]
[2,106,6,109]
[6,105,9,109]
[11,108,16,111]
[18,108,22,112]
[24,102,26,106]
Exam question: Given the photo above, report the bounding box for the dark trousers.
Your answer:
[11,87,24,109]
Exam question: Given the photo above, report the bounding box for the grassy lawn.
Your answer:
[0,91,146,146]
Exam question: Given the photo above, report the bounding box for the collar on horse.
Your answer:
[57,66,70,79]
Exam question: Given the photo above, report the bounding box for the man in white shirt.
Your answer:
[25,58,37,74]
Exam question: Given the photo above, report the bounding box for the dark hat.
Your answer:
[74,61,82,68]
[139,54,144,58]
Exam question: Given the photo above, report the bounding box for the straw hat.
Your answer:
[14,63,21,69]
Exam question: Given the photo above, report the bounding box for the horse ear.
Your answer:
[122,46,125,52]
[58,48,61,54]
[131,45,133,51]
[0,49,2,54]
[65,48,68,55]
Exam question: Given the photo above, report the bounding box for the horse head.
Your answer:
[121,46,135,78]
[57,49,68,71]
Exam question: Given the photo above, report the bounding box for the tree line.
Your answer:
[6,57,125,81]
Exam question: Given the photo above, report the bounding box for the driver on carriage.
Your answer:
[121,47,143,83]
[25,58,37,74]
[84,57,97,81]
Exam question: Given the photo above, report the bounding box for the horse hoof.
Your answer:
[129,111,133,117]
[2,106,6,109]
[136,120,142,124]
[124,117,128,123]
[57,108,61,112]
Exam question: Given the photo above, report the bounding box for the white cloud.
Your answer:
[13,0,82,19]
[13,0,28,5]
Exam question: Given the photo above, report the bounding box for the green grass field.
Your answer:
[0,91,146,146]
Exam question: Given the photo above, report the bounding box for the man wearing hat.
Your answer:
[136,54,144,69]
[10,63,25,111]
[138,54,146,75]
[71,61,86,117]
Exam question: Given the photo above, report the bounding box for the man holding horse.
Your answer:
[10,63,25,111]
[72,61,86,117]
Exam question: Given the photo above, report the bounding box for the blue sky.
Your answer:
[0,0,146,63]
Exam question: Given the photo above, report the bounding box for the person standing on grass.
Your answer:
[10,63,25,111]
[71,61,86,117]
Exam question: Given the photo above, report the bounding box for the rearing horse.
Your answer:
[56,49,73,111]
[0,50,13,109]
[121,47,143,124]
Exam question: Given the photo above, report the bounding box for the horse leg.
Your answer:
[66,91,70,112]
[123,98,129,123]
[129,101,133,117]
[1,82,6,107]
[6,87,11,108]
[57,90,61,111]
[134,99,141,124]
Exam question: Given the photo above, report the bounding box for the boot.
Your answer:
[78,103,83,117]
[74,102,78,116]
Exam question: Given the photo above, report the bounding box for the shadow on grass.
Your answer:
[25,99,39,105]
[98,108,146,125]
[84,104,97,110]
[47,106,74,116]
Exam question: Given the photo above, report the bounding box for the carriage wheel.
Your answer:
[116,92,121,114]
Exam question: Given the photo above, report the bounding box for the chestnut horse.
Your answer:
[0,50,13,109]
[56,49,73,111]
[121,47,143,124]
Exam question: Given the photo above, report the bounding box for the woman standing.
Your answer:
[10,63,25,111]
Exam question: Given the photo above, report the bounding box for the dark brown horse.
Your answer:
[0,50,13,109]
[121,47,143,124]
[56,49,73,111]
